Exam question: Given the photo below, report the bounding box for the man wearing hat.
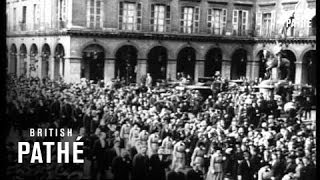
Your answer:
[132,141,149,180]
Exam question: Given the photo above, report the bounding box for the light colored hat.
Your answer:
[225,148,233,154]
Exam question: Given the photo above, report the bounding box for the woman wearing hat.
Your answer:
[191,142,206,174]
[206,146,224,180]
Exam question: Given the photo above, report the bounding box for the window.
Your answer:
[262,13,271,36]
[150,4,170,32]
[256,10,275,37]
[87,0,103,29]
[21,6,26,31]
[33,4,40,30]
[13,8,16,31]
[207,8,227,35]
[233,10,249,36]
[309,16,316,36]
[180,6,200,33]
[119,2,142,31]
[57,0,67,29]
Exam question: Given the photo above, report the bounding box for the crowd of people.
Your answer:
[6,73,316,180]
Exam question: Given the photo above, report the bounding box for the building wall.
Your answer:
[6,0,316,84]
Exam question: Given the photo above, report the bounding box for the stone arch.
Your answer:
[147,46,168,82]
[176,46,196,79]
[19,44,28,76]
[53,43,66,80]
[231,48,247,80]
[81,44,106,82]
[9,44,18,75]
[301,50,316,86]
[113,41,142,59]
[174,43,200,60]
[204,47,222,77]
[115,45,139,84]
[41,43,51,78]
[80,41,107,58]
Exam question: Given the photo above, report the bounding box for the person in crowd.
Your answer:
[111,149,131,180]
[206,147,224,180]
[132,141,149,180]
[5,74,316,180]
[237,151,254,180]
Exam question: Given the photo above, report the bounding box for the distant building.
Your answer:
[6,0,316,86]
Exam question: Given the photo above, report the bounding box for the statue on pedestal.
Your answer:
[264,41,291,81]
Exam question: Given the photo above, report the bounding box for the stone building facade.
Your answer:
[6,0,316,86]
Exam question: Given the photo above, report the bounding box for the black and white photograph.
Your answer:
[4,0,316,179]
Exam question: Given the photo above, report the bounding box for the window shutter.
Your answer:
[232,10,238,35]
[242,10,248,35]
[119,1,123,30]
[62,0,67,21]
[99,0,104,28]
[194,6,200,33]
[87,0,90,27]
[270,10,275,37]
[136,3,142,31]
[180,7,184,33]
[256,11,262,36]
[150,4,154,31]
[222,9,227,35]
[165,5,171,32]
[207,8,212,34]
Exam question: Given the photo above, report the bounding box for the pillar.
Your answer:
[67,57,82,83]
[167,59,176,81]
[295,61,303,84]
[37,56,42,78]
[104,58,115,84]
[251,60,260,80]
[136,59,147,83]
[195,59,205,82]
[17,55,22,77]
[221,59,231,80]
[49,57,55,80]
[25,55,30,78]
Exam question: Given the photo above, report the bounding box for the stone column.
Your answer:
[68,57,83,83]
[25,55,30,78]
[37,56,42,79]
[104,58,115,84]
[167,59,177,81]
[295,61,303,84]
[195,59,205,82]
[136,59,147,83]
[251,60,260,80]
[48,56,54,80]
[221,59,231,80]
[59,58,64,78]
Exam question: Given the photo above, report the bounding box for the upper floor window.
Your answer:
[262,13,271,36]
[119,2,142,31]
[20,6,26,31]
[207,8,227,35]
[180,6,200,33]
[232,10,248,36]
[256,11,275,37]
[87,0,104,29]
[33,4,40,30]
[309,16,316,36]
[13,7,17,31]
[58,0,67,29]
[150,4,170,32]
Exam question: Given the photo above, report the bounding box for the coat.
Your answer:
[132,153,149,180]
[238,160,254,180]
[111,156,131,180]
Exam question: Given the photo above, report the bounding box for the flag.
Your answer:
[279,0,302,39]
